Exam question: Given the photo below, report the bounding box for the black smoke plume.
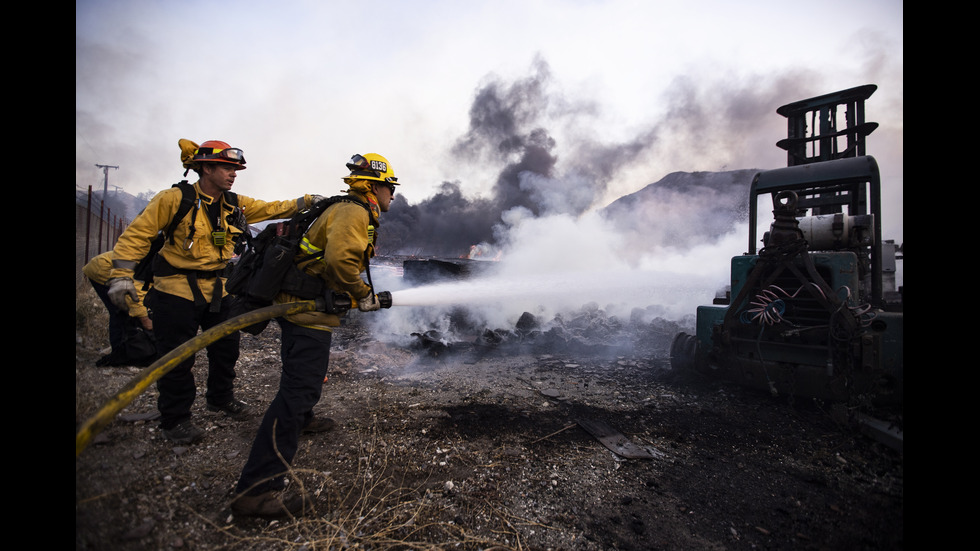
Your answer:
[376,56,797,259]
[380,56,664,257]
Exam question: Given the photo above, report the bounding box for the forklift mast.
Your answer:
[775,84,878,167]
[748,85,884,307]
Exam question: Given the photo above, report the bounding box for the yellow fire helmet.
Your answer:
[343,153,398,185]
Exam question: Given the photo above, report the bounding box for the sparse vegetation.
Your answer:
[76,297,903,550]
[76,281,109,350]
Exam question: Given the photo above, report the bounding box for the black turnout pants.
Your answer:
[236,318,331,496]
[149,289,240,430]
[90,278,128,352]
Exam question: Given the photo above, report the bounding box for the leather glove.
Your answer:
[108,278,138,311]
[311,194,328,206]
[357,293,381,312]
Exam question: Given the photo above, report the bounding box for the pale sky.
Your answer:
[76,0,903,245]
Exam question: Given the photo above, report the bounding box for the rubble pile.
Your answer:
[407,301,693,360]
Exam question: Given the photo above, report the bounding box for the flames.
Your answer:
[468,243,502,261]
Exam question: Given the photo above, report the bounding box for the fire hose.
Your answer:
[75,291,391,457]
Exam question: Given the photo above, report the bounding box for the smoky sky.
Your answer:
[376,57,815,258]
[379,182,500,257]
[380,56,660,257]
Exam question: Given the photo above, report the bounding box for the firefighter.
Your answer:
[231,153,397,518]
[107,139,322,445]
[83,251,155,367]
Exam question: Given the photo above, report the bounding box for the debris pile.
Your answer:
[409,301,693,360]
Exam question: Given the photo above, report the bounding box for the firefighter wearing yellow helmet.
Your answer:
[105,138,321,448]
[342,153,399,214]
[233,152,401,518]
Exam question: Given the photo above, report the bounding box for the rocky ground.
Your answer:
[75,289,903,551]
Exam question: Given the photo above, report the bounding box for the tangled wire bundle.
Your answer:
[740,283,877,328]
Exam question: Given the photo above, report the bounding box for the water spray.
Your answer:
[387,268,721,322]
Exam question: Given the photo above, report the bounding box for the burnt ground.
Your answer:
[75,302,903,551]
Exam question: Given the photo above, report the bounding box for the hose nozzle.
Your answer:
[377,291,393,309]
[317,290,392,313]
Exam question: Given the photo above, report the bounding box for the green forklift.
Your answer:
[670,84,903,408]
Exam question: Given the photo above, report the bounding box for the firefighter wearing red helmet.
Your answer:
[185,139,247,172]
[232,153,400,518]
[106,138,323,447]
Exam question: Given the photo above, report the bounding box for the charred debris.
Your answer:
[396,256,688,362]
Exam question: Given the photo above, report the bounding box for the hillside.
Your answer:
[601,169,758,251]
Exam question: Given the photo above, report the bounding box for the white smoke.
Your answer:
[370,177,747,345]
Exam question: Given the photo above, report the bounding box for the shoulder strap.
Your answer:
[290,196,372,265]
[131,182,201,288]
[314,196,379,294]
[164,181,197,246]
[293,195,370,236]
[165,181,235,247]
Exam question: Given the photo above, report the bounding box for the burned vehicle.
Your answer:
[670,84,903,407]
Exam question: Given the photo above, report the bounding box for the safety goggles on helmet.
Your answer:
[195,147,246,165]
[346,154,378,175]
[346,154,398,184]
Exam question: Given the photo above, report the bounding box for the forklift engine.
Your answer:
[670,85,903,407]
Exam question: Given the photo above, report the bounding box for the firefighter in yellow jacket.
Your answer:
[232,153,397,518]
[107,139,323,445]
[83,251,155,366]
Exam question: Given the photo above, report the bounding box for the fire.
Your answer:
[468,243,502,261]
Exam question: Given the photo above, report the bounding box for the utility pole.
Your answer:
[95,164,119,197]
[94,164,118,254]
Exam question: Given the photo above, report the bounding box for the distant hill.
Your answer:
[600,169,759,251]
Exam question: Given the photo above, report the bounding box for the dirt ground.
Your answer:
[75,295,903,551]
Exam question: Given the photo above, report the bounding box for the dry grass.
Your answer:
[75,282,549,550]
[76,280,109,351]
[197,421,524,550]
[76,281,111,418]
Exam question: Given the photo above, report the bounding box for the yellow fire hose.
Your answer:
[75,300,318,457]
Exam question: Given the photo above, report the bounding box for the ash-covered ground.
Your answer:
[75,281,903,551]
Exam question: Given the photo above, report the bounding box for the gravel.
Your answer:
[76,307,903,550]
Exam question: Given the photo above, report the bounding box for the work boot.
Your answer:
[301,417,336,435]
[231,490,310,519]
[95,350,126,367]
[207,398,249,419]
[162,420,204,444]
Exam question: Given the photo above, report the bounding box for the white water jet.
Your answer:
[389,266,720,322]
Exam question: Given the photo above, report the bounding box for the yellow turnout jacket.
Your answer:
[109,181,312,304]
[279,182,381,329]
